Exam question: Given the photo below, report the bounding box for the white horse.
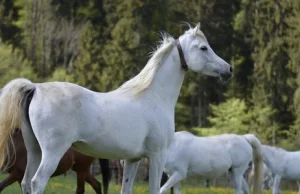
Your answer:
[262,145,300,194]
[0,23,232,194]
[248,162,273,190]
[160,131,264,194]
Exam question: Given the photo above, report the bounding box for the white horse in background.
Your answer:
[248,162,273,190]
[160,131,264,194]
[262,145,300,194]
[0,23,232,194]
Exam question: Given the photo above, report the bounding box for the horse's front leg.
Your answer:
[272,175,281,194]
[296,181,300,194]
[149,150,167,194]
[120,159,141,194]
[160,172,185,194]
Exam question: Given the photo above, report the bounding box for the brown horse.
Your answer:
[109,160,123,185]
[0,129,110,194]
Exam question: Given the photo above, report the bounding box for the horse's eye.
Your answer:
[200,46,208,51]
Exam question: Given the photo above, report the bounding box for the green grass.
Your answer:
[0,174,298,194]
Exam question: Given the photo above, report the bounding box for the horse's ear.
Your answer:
[193,22,201,36]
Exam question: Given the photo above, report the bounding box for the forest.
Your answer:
[0,0,299,149]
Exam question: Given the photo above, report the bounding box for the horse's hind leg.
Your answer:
[30,131,72,194]
[159,172,185,194]
[85,172,102,194]
[230,168,244,194]
[21,123,41,194]
[75,171,86,194]
[272,175,281,194]
[297,181,300,194]
[99,159,110,194]
[160,172,174,194]
[241,178,250,194]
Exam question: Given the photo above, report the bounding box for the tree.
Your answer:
[0,41,38,87]
[235,0,295,144]
[286,0,300,149]
[201,98,251,134]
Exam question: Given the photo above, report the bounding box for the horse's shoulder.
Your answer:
[207,133,242,142]
[173,131,197,144]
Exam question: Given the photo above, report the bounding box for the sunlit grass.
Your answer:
[0,174,298,194]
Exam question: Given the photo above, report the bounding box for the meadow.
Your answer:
[0,174,298,194]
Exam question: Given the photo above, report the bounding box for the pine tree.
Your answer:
[286,0,300,148]
[236,0,295,144]
[0,41,38,87]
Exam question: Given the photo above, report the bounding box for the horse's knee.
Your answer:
[21,180,30,194]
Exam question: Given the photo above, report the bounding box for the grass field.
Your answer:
[0,174,298,194]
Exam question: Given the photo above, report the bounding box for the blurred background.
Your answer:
[0,0,300,191]
[1,0,298,148]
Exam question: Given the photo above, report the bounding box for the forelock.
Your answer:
[184,28,207,42]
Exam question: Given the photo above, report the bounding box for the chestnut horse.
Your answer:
[0,129,110,194]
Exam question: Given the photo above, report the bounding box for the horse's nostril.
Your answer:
[229,66,233,73]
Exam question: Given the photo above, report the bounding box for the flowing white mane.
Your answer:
[118,34,175,96]
[118,27,207,96]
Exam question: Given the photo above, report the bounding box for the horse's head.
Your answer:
[178,23,233,81]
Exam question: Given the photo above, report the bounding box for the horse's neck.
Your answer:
[263,146,284,166]
[144,47,185,108]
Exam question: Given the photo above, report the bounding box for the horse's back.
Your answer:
[198,134,253,169]
[35,81,97,106]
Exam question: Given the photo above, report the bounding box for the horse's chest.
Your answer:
[144,119,174,152]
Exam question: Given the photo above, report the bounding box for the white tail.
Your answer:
[244,134,264,194]
[0,78,35,169]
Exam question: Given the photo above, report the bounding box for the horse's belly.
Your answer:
[282,169,300,180]
[72,104,171,159]
[72,139,145,160]
[188,161,230,179]
[188,150,231,179]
